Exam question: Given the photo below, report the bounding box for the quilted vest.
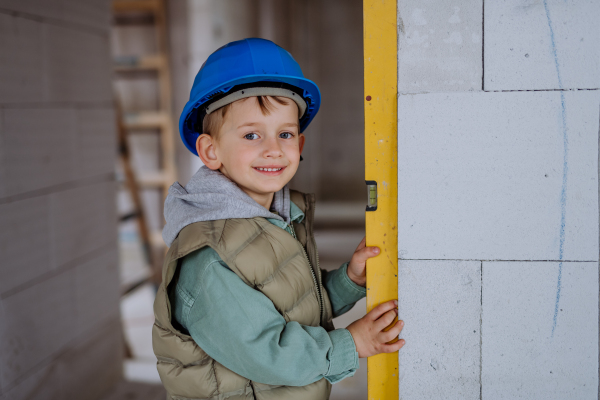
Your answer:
[152,191,335,400]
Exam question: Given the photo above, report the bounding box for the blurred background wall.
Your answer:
[0,1,122,399]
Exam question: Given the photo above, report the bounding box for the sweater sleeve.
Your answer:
[171,247,359,386]
[322,263,367,318]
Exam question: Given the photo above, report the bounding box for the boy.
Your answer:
[153,38,405,400]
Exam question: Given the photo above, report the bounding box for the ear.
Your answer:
[298,133,305,155]
[196,133,222,170]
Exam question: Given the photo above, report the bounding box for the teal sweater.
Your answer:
[168,202,366,386]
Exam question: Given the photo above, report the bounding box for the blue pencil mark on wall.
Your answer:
[543,0,568,338]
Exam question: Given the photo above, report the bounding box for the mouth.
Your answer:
[253,166,286,176]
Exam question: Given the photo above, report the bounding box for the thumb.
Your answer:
[367,299,398,320]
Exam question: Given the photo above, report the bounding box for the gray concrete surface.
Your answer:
[482,261,598,399]
[397,1,600,398]
[398,0,483,93]
[101,381,166,400]
[0,1,122,399]
[484,0,600,91]
[397,90,599,261]
[398,260,481,399]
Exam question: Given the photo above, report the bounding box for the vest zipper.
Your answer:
[289,223,324,324]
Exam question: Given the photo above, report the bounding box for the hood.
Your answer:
[162,166,290,246]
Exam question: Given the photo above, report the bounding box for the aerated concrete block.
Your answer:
[0,1,57,26]
[397,0,482,93]
[58,318,122,400]
[0,0,110,31]
[0,111,6,199]
[2,107,116,196]
[75,108,117,179]
[0,269,77,388]
[44,24,111,103]
[49,181,117,267]
[60,0,111,32]
[74,249,120,337]
[484,0,600,91]
[1,108,77,196]
[0,196,52,295]
[0,360,63,400]
[397,90,599,261]
[0,14,44,103]
[482,261,598,399]
[0,299,5,397]
[398,260,481,400]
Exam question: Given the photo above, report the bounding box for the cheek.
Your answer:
[222,143,257,170]
[283,142,301,161]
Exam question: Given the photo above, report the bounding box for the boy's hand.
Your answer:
[347,237,380,287]
[346,300,405,358]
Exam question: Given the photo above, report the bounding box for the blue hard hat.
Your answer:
[179,38,321,156]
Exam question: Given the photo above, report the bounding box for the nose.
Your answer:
[262,135,283,158]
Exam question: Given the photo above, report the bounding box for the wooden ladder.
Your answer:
[112,0,177,288]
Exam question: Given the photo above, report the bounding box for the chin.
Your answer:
[259,184,286,194]
[258,179,288,191]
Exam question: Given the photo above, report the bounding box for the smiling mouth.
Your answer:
[254,167,284,172]
[253,166,286,176]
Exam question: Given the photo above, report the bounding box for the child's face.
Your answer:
[200,97,305,208]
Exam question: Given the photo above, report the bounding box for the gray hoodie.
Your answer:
[162,165,291,246]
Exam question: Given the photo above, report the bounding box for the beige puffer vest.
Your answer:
[152,191,335,400]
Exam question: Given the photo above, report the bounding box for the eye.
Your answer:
[279,132,294,139]
[244,133,259,140]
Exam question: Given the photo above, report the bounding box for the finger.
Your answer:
[351,244,381,264]
[374,309,398,331]
[367,300,398,321]
[380,339,406,353]
[381,320,404,342]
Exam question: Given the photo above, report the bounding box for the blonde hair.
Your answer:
[202,96,295,138]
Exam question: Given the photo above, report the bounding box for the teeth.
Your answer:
[256,167,282,172]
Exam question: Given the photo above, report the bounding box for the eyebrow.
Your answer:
[237,122,260,129]
[236,122,299,129]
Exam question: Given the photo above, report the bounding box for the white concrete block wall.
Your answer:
[398,260,481,399]
[484,0,600,91]
[397,0,482,93]
[482,261,598,400]
[397,91,599,261]
[0,1,121,399]
[397,1,599,399]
